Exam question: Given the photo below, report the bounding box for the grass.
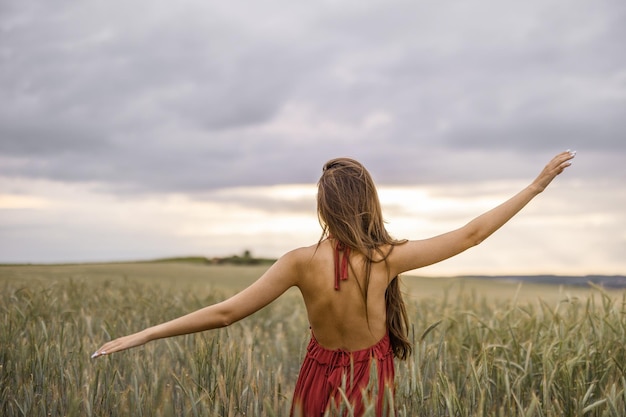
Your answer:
[1,262,625,416]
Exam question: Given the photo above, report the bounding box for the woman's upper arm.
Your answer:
[390,227,476,275]
[219,249,301,325]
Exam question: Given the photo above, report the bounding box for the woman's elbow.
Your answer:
[211,305,236,329]
[465,229,486,248]
[220,306,248,328]
[220,311,236,328]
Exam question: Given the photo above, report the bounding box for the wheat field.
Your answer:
[1,262,625,416]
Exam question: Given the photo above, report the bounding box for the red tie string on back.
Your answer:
[334,241,350,290]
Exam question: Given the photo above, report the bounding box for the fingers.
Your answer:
[91,344,112,359]
[91,333,146,359]
[562,149,576,163]
[91,350,106,359]
[553,150,576,171]
[91,340,120,359]
[531,150,576,192]
[554,150,575,163]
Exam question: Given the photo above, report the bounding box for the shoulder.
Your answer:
[381,240,416,276]
[278,242,324,271]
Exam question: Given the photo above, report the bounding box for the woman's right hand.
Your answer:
[91,330,150,359]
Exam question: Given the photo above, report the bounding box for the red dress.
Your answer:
[290,243,396,416]
[290,332,395,416]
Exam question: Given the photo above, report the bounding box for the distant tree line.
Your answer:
[151,250,276,266]
[211,250,276,265]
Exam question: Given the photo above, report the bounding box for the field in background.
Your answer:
[2,262,625,416]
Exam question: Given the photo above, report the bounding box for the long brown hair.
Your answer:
[317,157,412,360]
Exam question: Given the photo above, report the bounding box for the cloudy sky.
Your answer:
[1,0,625,276]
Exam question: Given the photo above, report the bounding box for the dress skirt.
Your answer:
[290,332,395,416]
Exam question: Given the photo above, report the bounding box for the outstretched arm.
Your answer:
[390,151,576,275]
[91,250,300,358]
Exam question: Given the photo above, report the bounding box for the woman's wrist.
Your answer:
[140,327,157,343]
[526,182,544,196]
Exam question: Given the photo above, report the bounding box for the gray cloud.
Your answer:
[1,0,625,194]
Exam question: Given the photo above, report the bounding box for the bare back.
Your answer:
[294,239,392,351]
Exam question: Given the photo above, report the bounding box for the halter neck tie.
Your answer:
[333,241,350,290]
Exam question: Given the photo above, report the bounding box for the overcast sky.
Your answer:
[1,0,625,275]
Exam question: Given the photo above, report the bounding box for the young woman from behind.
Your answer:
[92,151,575,416]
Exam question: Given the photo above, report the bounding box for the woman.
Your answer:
[92,151,575,416]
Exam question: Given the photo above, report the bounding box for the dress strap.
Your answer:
[334,241,350,290]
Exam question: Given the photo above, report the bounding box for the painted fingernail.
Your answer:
[569,150,577,157]
[91,352,98,358]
